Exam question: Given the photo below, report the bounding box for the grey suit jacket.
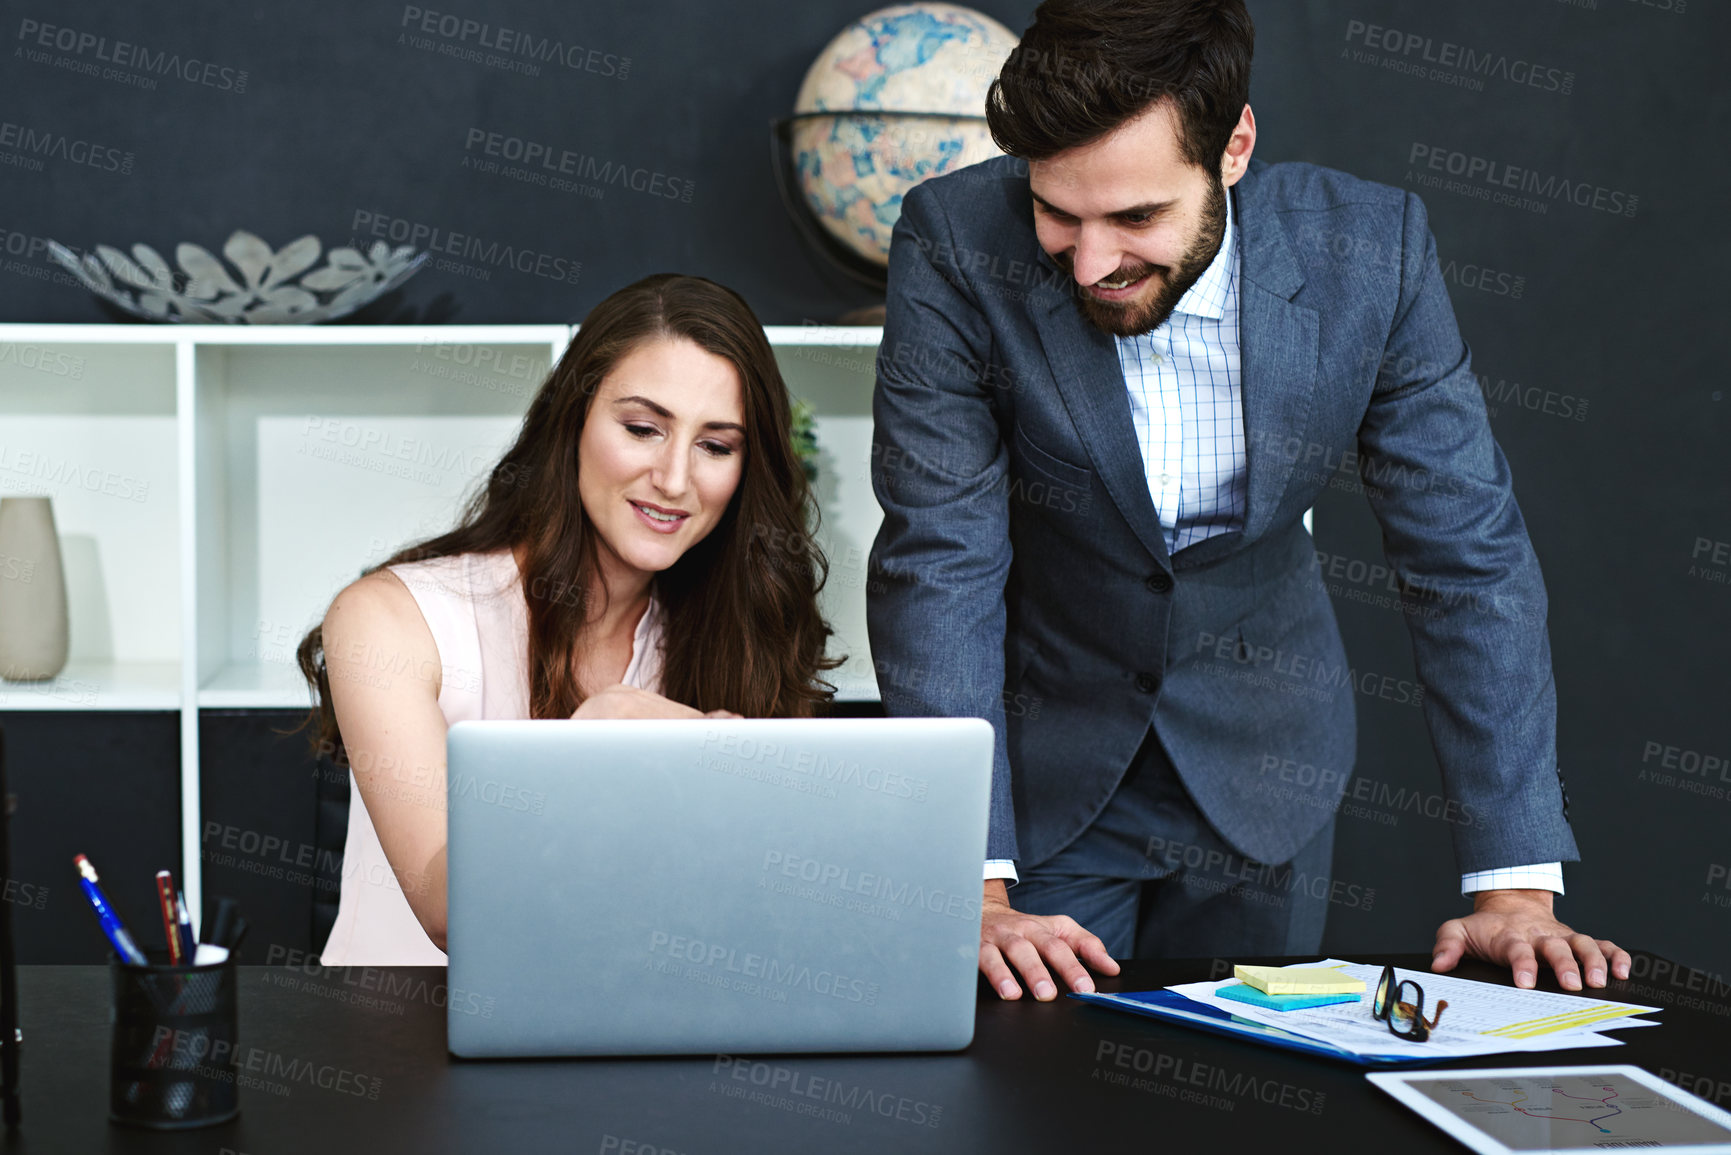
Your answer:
[866,155,1579,875]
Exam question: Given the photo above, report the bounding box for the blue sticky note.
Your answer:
[1215,983,1362,1012]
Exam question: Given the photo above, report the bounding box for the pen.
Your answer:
[174,889,195,962]
[155,871,183,964]
[204,896,238,948]
[73,855,147,965]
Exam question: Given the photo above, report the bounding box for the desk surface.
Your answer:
[19,953,1730,1153]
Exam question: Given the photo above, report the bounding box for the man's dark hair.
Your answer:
[985,0,1255,168]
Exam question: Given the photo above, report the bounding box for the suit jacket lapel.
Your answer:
[1021,161,1318,563]
[1028,286,1171,569]
[1233,164,1319,543]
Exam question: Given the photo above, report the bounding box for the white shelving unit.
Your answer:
[0,322,886,918]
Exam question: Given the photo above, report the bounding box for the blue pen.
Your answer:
[74,854,148,965]
[174,889,196,961]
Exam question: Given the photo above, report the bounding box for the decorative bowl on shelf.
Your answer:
[46,230,428,323]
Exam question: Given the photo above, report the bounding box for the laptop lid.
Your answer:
[445,717,992,1057]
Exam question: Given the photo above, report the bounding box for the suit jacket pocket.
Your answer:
[1012,422,1093,489]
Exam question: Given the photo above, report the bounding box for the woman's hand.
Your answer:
[571,684,739,720]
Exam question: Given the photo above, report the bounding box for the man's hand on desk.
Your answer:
[979,879,1120,1002]
[1431,888,1631,991]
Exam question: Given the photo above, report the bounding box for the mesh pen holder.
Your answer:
[108,949,239,1129]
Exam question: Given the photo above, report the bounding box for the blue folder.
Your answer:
[1070,989,1440,1067]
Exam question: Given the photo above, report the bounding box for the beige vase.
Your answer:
[0,496,70,681]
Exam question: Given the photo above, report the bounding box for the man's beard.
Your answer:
[1058,172,1228,338]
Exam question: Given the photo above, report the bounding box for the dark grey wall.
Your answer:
[1244,0,1730,978]
[2,0,1047,324]
[3,1,1725,975]
[0,712,180,963]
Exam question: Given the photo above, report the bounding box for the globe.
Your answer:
[792,3,1018,268]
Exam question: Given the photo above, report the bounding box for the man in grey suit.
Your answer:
[866,0,1628,1002]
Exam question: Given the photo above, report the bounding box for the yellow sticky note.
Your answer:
[1233,965,1367,996]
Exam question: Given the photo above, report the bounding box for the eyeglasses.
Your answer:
[1372,965,1449,1042]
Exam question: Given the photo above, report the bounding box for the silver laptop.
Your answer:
[444,717,992,1057]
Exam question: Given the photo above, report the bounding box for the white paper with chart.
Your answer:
[1165,959,1662,1061]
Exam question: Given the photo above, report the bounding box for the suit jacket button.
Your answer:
[1135,672,1159,693]
[1145,572,1173,594]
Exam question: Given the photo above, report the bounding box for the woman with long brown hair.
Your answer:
[297,273,838,964]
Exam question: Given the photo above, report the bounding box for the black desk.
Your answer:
[19,953,1730,1153]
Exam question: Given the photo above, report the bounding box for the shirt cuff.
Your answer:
[1460,862,1564,896]
[984,859,1019,884]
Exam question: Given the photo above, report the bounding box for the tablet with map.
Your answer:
[1367,1065,1731,1153]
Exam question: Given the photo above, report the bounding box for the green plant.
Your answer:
[790,398,819,484]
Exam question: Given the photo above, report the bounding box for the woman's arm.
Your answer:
[321,570,455,949]
[322,570,745,950]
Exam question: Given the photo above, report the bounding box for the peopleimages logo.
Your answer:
[1095,1039,1327,1114]
[15,18,250,92]
[1343,19,1574,93]
[149,1028,382,1099]
[462,128,695,202]
[349,210,582,284]
[1143,835,1377,912]
[0,120,132,174]
[760,850,980,920]
[0,443,150,502]
[711,1056,944,1128]
[1706,864,1731,911]
[648,931,880,1006]
[1440,258,1525,300]
[1407,143,1638,217]
[699,730,930,802]
[399,5,630,78]
[0,341,83,378]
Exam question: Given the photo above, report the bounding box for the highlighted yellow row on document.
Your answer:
[1234,964,1368,997]
[1480,1004,1639,1038]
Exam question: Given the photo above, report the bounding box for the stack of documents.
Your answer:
[1075,959,1662,1065]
